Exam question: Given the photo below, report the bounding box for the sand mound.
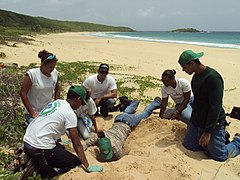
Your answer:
[59,109,240,180]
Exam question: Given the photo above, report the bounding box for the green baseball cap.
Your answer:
[178,50,204,65]
[98,137,113,161]
[69,85,87,105]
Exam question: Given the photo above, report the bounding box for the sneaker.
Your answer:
[119,96,131,112]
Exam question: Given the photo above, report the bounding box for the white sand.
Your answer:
[1,32,240,180]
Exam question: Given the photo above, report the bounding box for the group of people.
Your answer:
[19,49,240,178]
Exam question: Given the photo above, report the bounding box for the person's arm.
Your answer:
[69,127,103,172]
[90,115,98,132]
[20,74,38,118]
[54,79,60,100]
[171,91,191,119]
[95,89,117,105]
[100,89,117,100]
[205,76,224,132]
[68,127,89,169]
[159,97,168,118]
[199,75,224,146]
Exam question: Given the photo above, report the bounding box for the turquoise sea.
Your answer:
[91,31,240,49]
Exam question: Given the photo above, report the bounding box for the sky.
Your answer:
[1,0,240,31]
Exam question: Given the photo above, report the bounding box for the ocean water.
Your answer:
[91,31,240,49]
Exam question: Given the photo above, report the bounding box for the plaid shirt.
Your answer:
[83,122,131,160]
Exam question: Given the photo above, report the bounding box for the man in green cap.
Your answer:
[23,85,103,178]
[178,50,240,162]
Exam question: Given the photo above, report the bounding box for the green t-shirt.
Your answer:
[191,67,226,133]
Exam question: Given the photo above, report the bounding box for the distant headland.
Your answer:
[171,28,203,32]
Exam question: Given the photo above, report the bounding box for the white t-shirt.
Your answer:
[25,68,58,114]
[83,74,117,99]
[24,100,77,149]
[75,97,97,117]
[161,78,192,104]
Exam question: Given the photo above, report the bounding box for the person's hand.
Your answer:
[199,132,211,147]
[94,98,101,106]
[31,112,38,118]
[170,111,179,120]
[87,165,103,172]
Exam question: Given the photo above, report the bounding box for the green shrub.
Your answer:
[0,52,6,59]
[0,67,26,147]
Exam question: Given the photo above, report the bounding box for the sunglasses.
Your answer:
[43,55,56,62]
[99,71,108,74]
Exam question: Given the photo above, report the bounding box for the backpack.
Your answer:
[111,96,132,112]
[226,106,240,120]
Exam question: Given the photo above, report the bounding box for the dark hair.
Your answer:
[97,131,105,138]
[38,50,57,65]
[99,63,109,69]
[189,58,201,65]
[67,90,79,99]
[162,69,176,79]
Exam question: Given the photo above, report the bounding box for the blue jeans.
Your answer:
[25,113,34,124]
[77,115,92,140]
[77,116,93,140]
[183,122,240,162]
[175,96,194,125]
[98,98,116,117]
[115,98,161,127]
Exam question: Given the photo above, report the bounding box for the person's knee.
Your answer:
[81,132,90,140]
[211,155,227,162]
[182,138,201,151]
[182,142,202,152]
[106,98,116,108]
[181,109,191,120]
[182,141,194,151]
[78,128,90,140]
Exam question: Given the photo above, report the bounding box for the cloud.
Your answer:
[136,7,154,18]
[43,0,84,6]
[80,8,101,22]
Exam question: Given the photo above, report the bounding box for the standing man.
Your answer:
[83,63,117,118]
[23,85,102,178]
[178,50,240,162]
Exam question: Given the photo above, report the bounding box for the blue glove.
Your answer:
[87,165,103,172]
[61,139,70,145]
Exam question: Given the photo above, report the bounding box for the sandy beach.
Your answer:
[1,32,240,179]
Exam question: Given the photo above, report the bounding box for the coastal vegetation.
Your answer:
[171,28,202,32]
[0,9,134,46]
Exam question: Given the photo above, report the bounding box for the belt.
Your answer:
[24,142,43,155]
[114,120,132,128]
